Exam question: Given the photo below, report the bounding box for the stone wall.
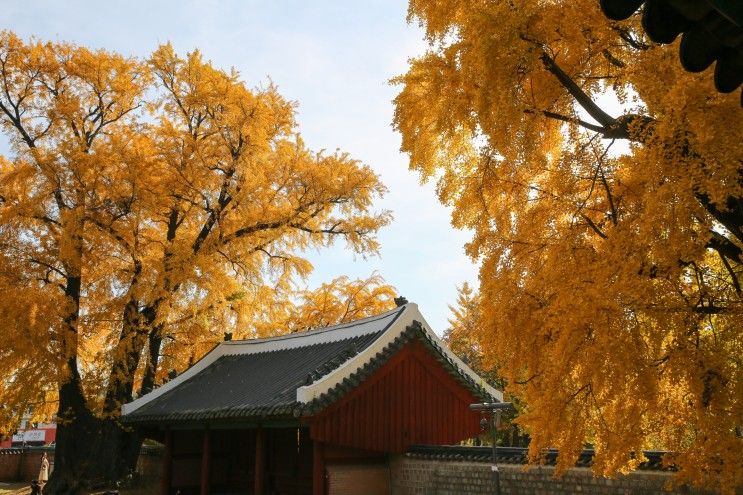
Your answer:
[5,446,734,494]
[0,450,21,481]
[327,463,390,495]
[0,446,160,488]
[389,456,726,495]
[0,448,54,482]
[133,446,162,493]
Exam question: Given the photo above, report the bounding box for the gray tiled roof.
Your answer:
[125,331,383,422]
[122,303,501,425]
[123,307,405,423]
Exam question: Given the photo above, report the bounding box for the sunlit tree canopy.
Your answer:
[394,1,742,492]
[0,31,393,490]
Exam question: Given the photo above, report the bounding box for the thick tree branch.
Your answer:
[536,51,616,129]
[611,26,650,51]
[582,214,608,239]
[525,108,607,134]
[692,305,731,315]
[708,231,743,262]
[526,37,743,247]
[696,192,743,245]
[191,166,235,254]
[520,39,654,141]
[601,49,626,68]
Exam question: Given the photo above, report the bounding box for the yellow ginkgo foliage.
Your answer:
[394,1,742,492]
[0,32,391,492]
[443,283,484,375]
[282,274,397,332]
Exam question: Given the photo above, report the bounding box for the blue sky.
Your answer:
[2,0,479,333]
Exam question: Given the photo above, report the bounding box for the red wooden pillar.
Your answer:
[160,430,173,495]
[254,428,265,495]
[312,439,325,495]
[200,430,211,495]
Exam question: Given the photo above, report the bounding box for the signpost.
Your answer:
[469,402,513,495]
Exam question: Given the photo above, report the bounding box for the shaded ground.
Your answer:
[0,482,155,495]
[0,482,30,495]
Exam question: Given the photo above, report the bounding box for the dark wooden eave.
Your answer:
[600,0,743,103]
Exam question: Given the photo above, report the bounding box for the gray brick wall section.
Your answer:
[389,456,727,495]
[0,448,54,482]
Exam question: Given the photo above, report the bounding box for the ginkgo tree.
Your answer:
[279,273,397,333]
[442,283,487,380]
[395,1,742,492]
[0,32,392,493]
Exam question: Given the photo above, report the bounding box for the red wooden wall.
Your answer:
[310,339,483,453]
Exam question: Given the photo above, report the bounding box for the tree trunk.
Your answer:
[71,303,163,493]
[50,280,169,492]
[93,419,145,481]
[103,261,147,416]
[48,278,149,492]
[103,299,148,414]
[46,273,105,494]
[49,395,143,493]
[82,299,152,487]
[47,374,104,494]
[140,330,163,396]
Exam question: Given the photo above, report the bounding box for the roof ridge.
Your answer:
[217,332,370,358]
[222,304,406,346]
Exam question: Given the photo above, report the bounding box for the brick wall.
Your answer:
[0,447,162,486]
[0,451,21,481]
[6,446,733,495]
[134,446,163,491]
[0,448,54,482]
[327,463,390,495]
[389,456,728,495]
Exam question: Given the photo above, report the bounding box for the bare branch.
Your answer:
[30,257,67,279]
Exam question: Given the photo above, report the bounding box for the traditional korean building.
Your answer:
[122,302,502,495]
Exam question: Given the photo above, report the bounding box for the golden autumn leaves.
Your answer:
[0,32,392,433]
[395,0,742,492]
[1,0,741,491]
